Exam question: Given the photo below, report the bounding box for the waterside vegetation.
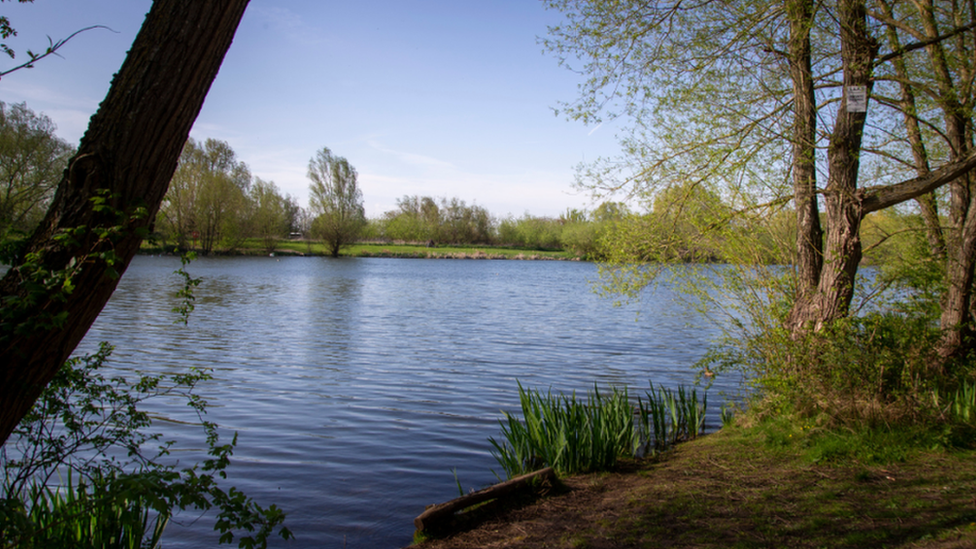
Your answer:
[416,421,976,549]
[489,383,707,479]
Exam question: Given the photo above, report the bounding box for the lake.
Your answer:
[73,255,740,548]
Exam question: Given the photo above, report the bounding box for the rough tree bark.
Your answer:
[917,0,976,363]
[787,0,878,332]
[877,0,946,261]
[0,0,250,445]
[785,0,976,337]
[786,0,823,332]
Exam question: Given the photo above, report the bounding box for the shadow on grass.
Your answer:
[414,427,976,549]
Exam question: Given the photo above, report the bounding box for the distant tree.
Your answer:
[381,195,428,242]
[282,193,301,235]
[590,202,629,224]
[0,102,73,238]
[560,202,631,259]
[250,177,288,254]
[307,147,366,257]
[497,214,563,249]
[158,138,250,254]
[438,197,493,244]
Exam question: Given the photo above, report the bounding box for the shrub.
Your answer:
[0,343,292,549]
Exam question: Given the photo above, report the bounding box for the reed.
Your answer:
[490,381,707,479]
[15,472,168,549]
[637,383,708,454]
[949,381,976,423]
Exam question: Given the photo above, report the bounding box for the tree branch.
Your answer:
[859,148,976,213]
[874,20,976,68]
[0,25,114,80]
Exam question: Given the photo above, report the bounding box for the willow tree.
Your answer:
[544,0,976,364]
[0,0,250,445]
[308,147,366,257]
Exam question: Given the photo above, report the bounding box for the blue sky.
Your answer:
[1,1,623,218]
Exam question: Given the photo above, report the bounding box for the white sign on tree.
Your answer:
[847,86,868,113]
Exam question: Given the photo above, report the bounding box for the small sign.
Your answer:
[847,85,867,113]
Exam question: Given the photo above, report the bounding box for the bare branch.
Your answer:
[0,25,114,80]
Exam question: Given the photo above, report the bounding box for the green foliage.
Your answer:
[638,383,708,454]
[948,381,976,424]
[0,344,292,549]
[308,147,366,257]
[0,101,74,237]
[496,215,563,250]
[156,138,252,254]
[172,251,201,325]
[703,311,942,427]
[489,382,706,479]
[748,412,968,466]
[1,190,148,345]
[248,178,290,254]
[378,195,493,245]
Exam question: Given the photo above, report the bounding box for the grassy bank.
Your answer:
[142,240,578,260]
[415,421,976,548]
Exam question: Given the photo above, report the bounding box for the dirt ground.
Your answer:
[410,428,976,549]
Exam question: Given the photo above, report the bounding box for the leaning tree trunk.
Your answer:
[0,0,250,445]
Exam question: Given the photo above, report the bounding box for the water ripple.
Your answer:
[76,256,741,548]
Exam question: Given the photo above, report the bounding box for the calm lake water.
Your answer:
[74,255,740,548]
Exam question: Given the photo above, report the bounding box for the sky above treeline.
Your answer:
[1,0,625,218]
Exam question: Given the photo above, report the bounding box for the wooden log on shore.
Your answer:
[414,467,557,534]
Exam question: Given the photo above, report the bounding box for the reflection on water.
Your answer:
[77,256,739,548]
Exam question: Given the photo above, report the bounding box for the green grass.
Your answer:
[142,238,578,260]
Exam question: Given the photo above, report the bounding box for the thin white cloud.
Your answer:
[366,139,456,169]
[2,80,102,143]
[251,6,324,47]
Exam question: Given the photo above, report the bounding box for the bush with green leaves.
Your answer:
[0,342,292,549]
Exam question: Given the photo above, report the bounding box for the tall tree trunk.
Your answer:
[877,0,946,260]
[0,0,250,444]
[788,0,878,332]
[909,0,976,362]
[785,0,824,333]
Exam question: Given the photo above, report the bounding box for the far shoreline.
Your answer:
[140,241,584,261]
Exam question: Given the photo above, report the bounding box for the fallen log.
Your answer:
[414,467,557,535]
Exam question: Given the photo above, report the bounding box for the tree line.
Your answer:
[0,100,931,266]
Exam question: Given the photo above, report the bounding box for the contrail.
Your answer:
[587,122,603,136]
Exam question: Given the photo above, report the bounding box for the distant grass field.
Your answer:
[142,239,579,261]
